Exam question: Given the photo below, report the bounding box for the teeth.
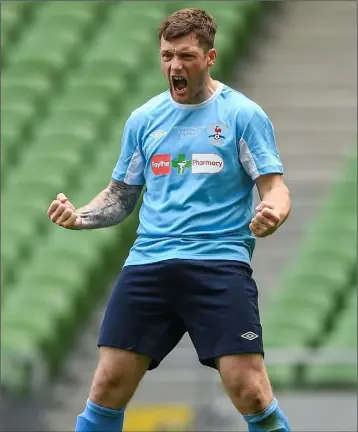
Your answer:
[173,76,183,80]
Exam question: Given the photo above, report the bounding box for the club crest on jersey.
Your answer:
[207,121,228,146]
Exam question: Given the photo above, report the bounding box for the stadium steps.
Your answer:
[235,0,357,295]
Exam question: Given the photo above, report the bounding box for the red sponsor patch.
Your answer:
[151,154,171,175]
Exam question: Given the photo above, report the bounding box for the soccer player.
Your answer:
[47,8,291,432]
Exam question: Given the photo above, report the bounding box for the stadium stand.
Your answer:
[1,0,270,396]
[262,149,357,388]
[1,1,108,185]
[304,285,357,387]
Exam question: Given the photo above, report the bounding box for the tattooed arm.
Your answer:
[76,179,142,229]
[48,180,142,230]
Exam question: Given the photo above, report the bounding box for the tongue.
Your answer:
[175,79,187,91]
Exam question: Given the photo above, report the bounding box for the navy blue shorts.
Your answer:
[98,259,264,370]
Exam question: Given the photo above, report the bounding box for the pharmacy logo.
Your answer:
[172,154,192,175]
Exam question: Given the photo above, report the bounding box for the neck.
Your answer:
[190,76,218,104]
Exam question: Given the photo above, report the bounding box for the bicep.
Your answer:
[112,115,146,186]
[108,178,143,201]
[238,110,283,181]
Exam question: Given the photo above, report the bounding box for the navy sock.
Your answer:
[243,398,290,432]
[75,399,125,432]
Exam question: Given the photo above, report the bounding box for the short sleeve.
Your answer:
[112,113,146,185]
[238,108,283,181]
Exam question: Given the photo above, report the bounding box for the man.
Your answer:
[48,8,291,432]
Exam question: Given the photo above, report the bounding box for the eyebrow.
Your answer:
[161,49,197,55]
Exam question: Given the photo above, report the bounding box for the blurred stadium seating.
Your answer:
[1,1,356,431]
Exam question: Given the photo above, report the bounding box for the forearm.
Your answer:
[261,184,291,227]
[76,180,142,229]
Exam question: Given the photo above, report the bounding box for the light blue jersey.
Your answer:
[112,82,283,266]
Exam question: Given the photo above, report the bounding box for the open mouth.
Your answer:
[172,76,188,94]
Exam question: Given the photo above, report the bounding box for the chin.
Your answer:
[170,88,190,104]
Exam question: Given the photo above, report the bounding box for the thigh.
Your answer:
[177,260,263,368]
[98,261,186,370]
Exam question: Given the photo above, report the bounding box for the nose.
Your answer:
[171,56,183,72]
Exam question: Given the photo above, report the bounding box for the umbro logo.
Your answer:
[150,130,167,139]
[240,331,258,341]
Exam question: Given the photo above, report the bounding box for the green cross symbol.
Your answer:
[172,154,192,175]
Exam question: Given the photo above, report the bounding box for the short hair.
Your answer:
[158,8,217,51]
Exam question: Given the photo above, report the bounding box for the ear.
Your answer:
[207,48,217,68]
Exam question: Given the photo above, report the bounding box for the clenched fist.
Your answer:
[47,193,82,229]
[249,201,281,238]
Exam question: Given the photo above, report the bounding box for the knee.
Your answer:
[236,380,269,413]
[90,362,128,406]
[92,363,125,394]
[222,362,272,414]
[88,347,149,409]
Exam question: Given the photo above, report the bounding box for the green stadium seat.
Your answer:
[2,297,62,374]
[345,289,357,311]
[2,107,34,140]
[135,75,168,103]
[303,306,357,387]
[3,179,63,221]
[16,283,77,344]
[30,151,84,173]
[283,262,351,296]
[2,99,37,124]
[263,326,304,387]
[69,75,128,98]
[267,288,334,318]
[1,86,40,114]
[2,75,53,107]
[30,137,92,166]
[37,115,99,151]
[1,124,24,153]
[34,15,90,37]
[262,306,324,344]
[1,237,19,272]
[10,39,74,77]
[2,218,35,259]
[1,328,44,395]
[36,1,99,23]
[18,261,86,303]
[83,42,143,77]
[53,85,116,122]
[1,7,18,28]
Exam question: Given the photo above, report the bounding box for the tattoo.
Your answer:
[76,179,142,229]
